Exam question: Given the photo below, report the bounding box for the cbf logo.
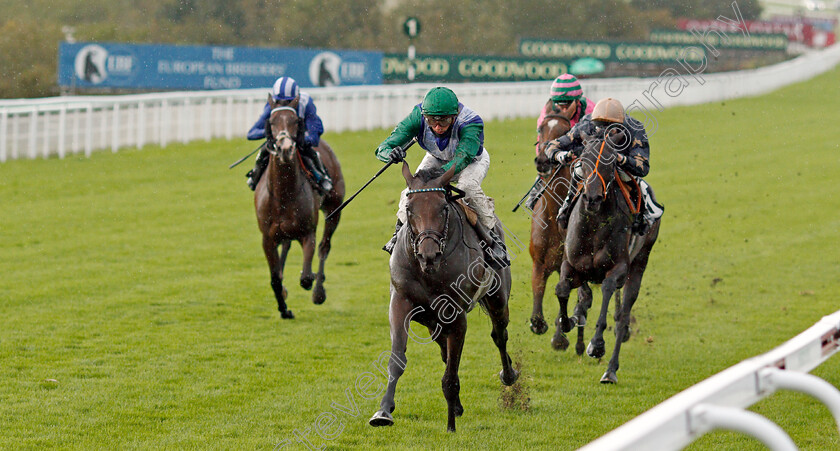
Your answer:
[309,51,369,87]
[74,44,136,85]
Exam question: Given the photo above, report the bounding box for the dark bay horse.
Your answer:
[369,162,518,432]
[529,113,593,355]
[555,134,660,383]
[255,96,345,318]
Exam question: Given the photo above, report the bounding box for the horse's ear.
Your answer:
[439,164,457,186]
[289,97,300,109]
[268,93,275,108]
[401,161,413,186]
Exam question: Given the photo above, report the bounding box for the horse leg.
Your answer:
[442,318,467,432]
[312,208,340,305]
[529,263,551,335]
[299,232,316,291]
[483,292,519,386]
[263,235,292,319]
[587,263,628,362]
[552,261,578,351]
[603,252,653,384]
[370,294,411,427]
[574,283,593,356]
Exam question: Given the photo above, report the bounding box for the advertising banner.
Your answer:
[58,42,382,90]
[676,19,835,48]
[649,30,788,50]
[383,54,573,82]
[518,38,706,63]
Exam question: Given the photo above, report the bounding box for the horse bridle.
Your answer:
[405,188,451,256]
[266,106,299,157]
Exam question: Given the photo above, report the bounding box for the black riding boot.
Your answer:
[556,183,581,230]
[382,220,403,255]
[302,145,333,194]
[246,147,270,191]
[475,222,510,270]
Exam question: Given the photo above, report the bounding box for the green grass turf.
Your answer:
[1,67,839,450]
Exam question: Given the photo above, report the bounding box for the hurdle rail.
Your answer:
[579,309,840,450]
[2,43,839,163]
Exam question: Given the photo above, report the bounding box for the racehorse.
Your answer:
[529,113,593,355]
[369,162,518,432]
[255,95,345,318]
[555,132,659,383]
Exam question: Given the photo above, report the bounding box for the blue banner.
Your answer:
[58,42,382,90]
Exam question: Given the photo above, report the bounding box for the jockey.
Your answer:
[535,73,594,155]
[375,86,508,267]
[245,76,333,193]
[545,97,664,235]
[527,73,595,207]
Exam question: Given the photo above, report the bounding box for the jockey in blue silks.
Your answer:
[245,76,332,193]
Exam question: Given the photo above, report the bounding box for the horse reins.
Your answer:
[584,140,609,197]
[583,139,641,214]
[405,188,451,256]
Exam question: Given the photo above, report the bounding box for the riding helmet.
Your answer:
[421,87,459,116]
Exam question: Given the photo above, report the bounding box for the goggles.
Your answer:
[424,115,454,126]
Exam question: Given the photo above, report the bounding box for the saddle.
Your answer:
[456,199,478,227]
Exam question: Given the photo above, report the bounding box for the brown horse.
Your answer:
[555,133,660,384]
[255,96,345,318]
[369,162,518,432]
[528,113,593,355]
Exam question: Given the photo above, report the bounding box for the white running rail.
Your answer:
[1,43,839,162]
[579,309,840,450]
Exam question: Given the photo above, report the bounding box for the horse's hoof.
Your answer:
[312,285,326,305]
[551,331,569,351]
[369,410,394,427]
[575,340,585,356]
[530,317,548,335]
[586,341,605,359]
[280,310,295,319]
[500,368,520,386]
[559,317,573,333]
[454,403,464,417]
[600,371,618,384]
[300,274,315,290]
[575,315,587,327]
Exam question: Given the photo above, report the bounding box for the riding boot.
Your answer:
[631,213,649,236]
[302,145,333,194]
[474,222,510,270]
[382,220,403,255]
[556,183,581,230]
[246,147,270,191]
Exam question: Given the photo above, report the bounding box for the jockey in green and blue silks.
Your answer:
[244,76,332,193]
[375,87,508,267]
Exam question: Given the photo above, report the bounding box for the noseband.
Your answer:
[405,188,450,256]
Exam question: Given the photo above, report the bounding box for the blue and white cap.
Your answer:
[272,77,299,101]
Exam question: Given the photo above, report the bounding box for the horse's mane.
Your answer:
[415,167,446,183]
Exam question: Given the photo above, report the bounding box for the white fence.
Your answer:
[2,43,839,163]
[580,309,840,450]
